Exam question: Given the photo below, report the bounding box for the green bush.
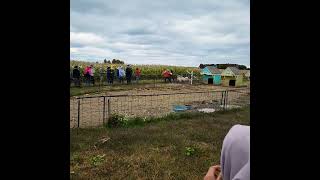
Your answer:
[107,114,129,127]
[185,147,196,156]
[91,154,105,166]
[106,112,202,128]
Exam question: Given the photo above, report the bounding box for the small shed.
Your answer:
[200,66,222,85]
[221,67,247,87]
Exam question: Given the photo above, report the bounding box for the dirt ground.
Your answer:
[70,84,249,128]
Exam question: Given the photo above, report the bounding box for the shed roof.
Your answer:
[218,69,224,73]
[228,67,241,75]
[207,66,222,74]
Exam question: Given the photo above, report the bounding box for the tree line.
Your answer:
[103,59,125,64]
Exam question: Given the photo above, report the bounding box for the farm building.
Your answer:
[200,66,223,85]
[221,67,247,87]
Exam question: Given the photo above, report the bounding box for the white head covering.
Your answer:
[220,124,250,180]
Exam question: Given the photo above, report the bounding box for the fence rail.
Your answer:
[70,88,250,128]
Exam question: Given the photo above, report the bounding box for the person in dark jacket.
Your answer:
[125,65,133,84]
[170,69,174,82]
[72,66,81,87]
[106,67,112,85]
[110,68,115,84]
[116,67,120,82]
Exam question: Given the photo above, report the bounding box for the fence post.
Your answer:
[103,96,106,125]
[77,98,80,128]
[223,91,225,111]
[223,91,227,111]
[107,98,111,122]
[221,91,224,107]
[225,90,228,110]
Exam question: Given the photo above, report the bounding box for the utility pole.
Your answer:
[187,70,194,85]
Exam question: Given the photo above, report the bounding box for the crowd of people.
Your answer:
[71,64,177,87]
[71,64,147,87]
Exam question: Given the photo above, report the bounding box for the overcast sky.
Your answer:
[70,0,250,67]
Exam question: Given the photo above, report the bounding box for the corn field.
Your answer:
[70,60,201,78]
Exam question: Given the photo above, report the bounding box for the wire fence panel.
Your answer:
[226,88,250,109]
[70,88,250,128]
[69,97,105,128]
[70,98,78,128]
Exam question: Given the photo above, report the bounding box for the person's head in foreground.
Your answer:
[204,124,250,180]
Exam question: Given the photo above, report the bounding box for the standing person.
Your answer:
[162,69,167,82]
[118,66,125,84]
[170,69,174,82]
[110,68,115,84]
[135,67,141,84]
[162,69,172,83]
[72,66,81,87]
[89,65,95,86]
[116,66,120,83]
[84,66,91,86]
[169,70,173,83]
[125,65,133,84]
[204,125,250,180]
[106,66,112,85]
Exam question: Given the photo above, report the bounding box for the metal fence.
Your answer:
[70,88,250,128]
[70,74,203,88]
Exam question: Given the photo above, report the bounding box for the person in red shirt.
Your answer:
[162,69,172,83]
[135,68,141,84]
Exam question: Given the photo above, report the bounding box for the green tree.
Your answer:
[238,65,247,70]
[217,64,227,69]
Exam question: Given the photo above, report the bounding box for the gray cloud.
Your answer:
[70,0,250,67]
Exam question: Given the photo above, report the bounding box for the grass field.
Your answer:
[70,107,249,179]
